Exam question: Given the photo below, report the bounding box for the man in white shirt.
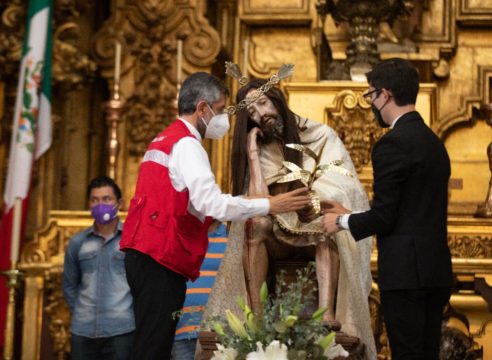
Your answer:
[120,72,310,360]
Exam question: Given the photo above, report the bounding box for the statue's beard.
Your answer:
[259,113,284,144]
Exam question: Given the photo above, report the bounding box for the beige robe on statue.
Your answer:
[203,118,377,359]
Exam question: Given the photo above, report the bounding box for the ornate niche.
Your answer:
[0,0,24,80]
[51,1,97,88]
[92,0,221,200]
[93,0,221,156]
[325,88,386,196]
[325,89,384,172]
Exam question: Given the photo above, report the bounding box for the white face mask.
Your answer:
[201,104,230,139]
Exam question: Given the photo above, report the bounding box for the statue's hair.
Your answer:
[231,79,302,196]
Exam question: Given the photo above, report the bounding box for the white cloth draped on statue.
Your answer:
[203,118,377,359]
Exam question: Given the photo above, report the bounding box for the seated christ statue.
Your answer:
[204,76,376,359]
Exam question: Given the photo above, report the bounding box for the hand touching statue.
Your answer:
[321,200,350,235]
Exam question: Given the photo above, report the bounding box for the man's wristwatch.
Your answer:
[335,215,342,228]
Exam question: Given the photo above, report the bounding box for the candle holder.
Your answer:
[0,267,22,360]
[475,103,492,218]
[104,81,125,180]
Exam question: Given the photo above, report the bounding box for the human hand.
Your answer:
[247,127,263,157]
[320,200,350,214]
[244,194,272,200]
[268,187,311,215]
[323,212,342,235]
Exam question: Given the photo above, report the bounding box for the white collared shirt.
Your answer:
[390,114,403,129]
[166,118,269,222]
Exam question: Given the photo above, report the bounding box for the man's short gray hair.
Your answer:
[178,72,230,115]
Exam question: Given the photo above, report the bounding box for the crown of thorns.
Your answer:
[224,61,295,116]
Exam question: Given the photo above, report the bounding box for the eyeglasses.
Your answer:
[363,89,381,102]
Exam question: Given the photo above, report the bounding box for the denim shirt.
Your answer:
[63,220,135,338]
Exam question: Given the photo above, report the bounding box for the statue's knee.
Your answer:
[317,237,338,253]
[246,217,273,242]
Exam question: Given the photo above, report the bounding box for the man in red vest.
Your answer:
[120,72,310,360]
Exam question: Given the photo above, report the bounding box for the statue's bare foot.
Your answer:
[322,319,341,331]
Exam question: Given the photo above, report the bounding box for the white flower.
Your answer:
[246,340,288,360]
[324,343,349,359]
[211,344,238,360]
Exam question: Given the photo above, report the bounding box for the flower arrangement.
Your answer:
[207,264,348,360]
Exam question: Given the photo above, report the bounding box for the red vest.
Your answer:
[120,120,214,281]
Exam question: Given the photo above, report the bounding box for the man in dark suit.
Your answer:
[322,58,453,359]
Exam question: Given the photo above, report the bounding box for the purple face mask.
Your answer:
[90,203,118,224]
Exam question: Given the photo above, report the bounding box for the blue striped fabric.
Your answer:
[174,224,227,341]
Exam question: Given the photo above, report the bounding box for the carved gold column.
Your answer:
[475,103,492,218]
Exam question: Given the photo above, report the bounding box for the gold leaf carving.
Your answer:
[448,235,492,258]
[93,0,221,156]
[0,0,24,78]
[326,90,385,172]
[44,267,71,358]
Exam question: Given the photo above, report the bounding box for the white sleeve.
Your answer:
[169,137,269,222]
[340,210,364,230]
[340,214,350,230]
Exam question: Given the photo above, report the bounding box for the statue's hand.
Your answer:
[247,127,263,157]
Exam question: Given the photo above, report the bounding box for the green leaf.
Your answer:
[236,296,246,311]
[318,331,336,350]
[311,307,328,320]
[274,321,287,334]
[23,92,32,110]
[260,282,269,303]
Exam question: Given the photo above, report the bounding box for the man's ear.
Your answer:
[382,88,392,99]
[196,100,209,117]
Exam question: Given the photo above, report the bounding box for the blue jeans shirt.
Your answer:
[63,221,135,338]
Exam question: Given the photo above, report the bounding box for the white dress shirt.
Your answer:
[167,118,269,222]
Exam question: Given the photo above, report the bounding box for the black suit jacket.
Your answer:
[349,111,453,290]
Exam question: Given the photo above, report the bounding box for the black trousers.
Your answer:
[380,287,451,360]
[124,249,187,360]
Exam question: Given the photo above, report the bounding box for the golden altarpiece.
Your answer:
[1,0,492,359]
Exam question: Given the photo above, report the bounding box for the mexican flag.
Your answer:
[0,0,52,347]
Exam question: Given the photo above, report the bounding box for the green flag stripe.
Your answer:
[42,2,52,101]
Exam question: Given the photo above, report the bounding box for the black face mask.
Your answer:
[371,96,391,128]
[371,104,389,128]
